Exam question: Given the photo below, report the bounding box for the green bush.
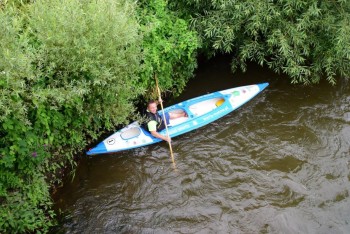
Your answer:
[0,5,53,232]
[0,0,143,232]
[0,0,200,231]
[137,0,199,98]
[171,0,350,84]
[29,0,143,133]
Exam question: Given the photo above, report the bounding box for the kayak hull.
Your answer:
[87,83,269,155]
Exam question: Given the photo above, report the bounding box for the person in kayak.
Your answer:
[145,100,187,143]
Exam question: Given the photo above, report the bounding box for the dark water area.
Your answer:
[51,55,350,233]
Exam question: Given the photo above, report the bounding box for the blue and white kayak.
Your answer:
[86,83,269,155]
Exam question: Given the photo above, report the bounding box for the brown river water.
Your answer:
[51,55,350,233]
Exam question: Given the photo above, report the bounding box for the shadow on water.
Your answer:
[51,55,350,233]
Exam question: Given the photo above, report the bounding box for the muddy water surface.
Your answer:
[52,56,350,233]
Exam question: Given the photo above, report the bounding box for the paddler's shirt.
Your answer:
[146,110,165,132]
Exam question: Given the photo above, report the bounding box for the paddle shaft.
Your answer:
[154,75,175,166]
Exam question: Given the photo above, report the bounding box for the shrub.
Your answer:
[0,0,199,232]
[171,0,350,84]
[137,0,199,98]
[0,0,142,232]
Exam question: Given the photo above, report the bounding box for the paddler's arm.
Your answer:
[150,130,171,143]
[147,120,171,143]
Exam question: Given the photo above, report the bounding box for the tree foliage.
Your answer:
[171,0,350,84]
[29,0,143,131]
[0,0,200,232]
[0,0,143,232]
[137,0,199,99]
[0,5,54,233]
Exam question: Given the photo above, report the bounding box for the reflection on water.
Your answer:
[51,56,350,233]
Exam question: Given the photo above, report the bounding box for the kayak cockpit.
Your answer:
[168,97,225,126]
[168,108,189,126]
[188,97,225,117]
[120,127,141,140]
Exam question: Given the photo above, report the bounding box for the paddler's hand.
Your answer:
[164,136,171,143]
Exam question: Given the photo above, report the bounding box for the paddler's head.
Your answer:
[147,100,158,114]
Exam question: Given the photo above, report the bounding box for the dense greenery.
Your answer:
[137,0,198,98]
[0,0,198,232]
[171,0,350,84]
[0,0,142,231]
[0,5,54,233]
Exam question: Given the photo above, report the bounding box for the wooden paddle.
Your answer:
[154,74,176,168]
